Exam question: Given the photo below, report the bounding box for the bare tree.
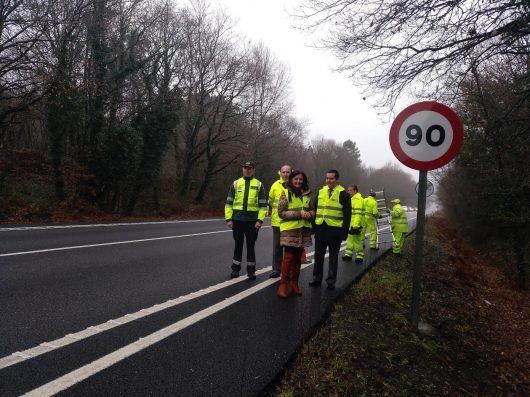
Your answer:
[39,0,89,200]
[243,43,295,164]
[0,0,48,129]
[295,0,530,108]
[438,55,529,289]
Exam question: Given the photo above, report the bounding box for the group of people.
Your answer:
[224,161,409,299]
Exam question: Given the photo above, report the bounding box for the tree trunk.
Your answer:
[124,184,142,216]
[194,153,218,203]
[50,137,66,201]
[513,226,527,290]
[153,186,160,211]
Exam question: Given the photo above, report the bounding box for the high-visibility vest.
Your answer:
[315,185,345,227]
[225,177,266,220]
[363,196,379,222]
[350,192,365,228]
[279,189,312,232]
[268,178,285,227]
[390,204,408,233]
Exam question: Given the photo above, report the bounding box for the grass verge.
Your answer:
[273,216,529,397]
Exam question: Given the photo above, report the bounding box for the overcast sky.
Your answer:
[209,0,418,179]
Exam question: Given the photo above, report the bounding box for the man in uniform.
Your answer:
[364,191,380,250]
[225,161,267,279]
[342,185,365,264]
[389,198,408,254]
[310,170,351,290]
[268,165,292,278]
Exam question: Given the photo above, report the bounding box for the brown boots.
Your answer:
[277,250,302,298]
[291,257,302,296]
[277,252,290,298]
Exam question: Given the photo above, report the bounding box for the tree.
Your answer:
[365,163,416,205]
[41,0,88,200]
[438,56,529,289]
[0,0,47,129]
[295,0,530,108]
[176,2,239,197]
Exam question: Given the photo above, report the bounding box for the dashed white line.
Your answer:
[0,243,327,370]
[0,227,269,257]
[19,250,340,397]
[0,218,225,232]
[1,224,411,368]
[9,219,417,394]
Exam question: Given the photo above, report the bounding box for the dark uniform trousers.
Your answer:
[271,226,283,271]
[312,224,343,286]
[232,220,259,265]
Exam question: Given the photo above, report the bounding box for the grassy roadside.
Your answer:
[273,216,529,396]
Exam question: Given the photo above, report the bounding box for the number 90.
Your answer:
[405,124,445,147]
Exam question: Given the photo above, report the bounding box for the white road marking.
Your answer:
[0,219,225,232]
[20,248,343,397]
[0,242,339,370]
[8,218,418,389]
[0,227,269,257]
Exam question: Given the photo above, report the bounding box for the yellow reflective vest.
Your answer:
[315,185,345,227]
[350,192,365,228]
[363,195,379,222]
[390,204,408,233]
[225,177,267,221]
[279,189,312,232]
[268,178,285,227]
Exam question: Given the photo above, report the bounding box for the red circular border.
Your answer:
[389,101,463,171]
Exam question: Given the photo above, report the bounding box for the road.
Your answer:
[0,214,416,396]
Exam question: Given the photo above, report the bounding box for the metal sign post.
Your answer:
[389,101,463,331]
[411,170,427,328]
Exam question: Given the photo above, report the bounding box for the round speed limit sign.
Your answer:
[389,101,463,170]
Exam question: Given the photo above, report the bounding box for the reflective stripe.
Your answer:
[280,191,312,231]
[281,219,307,224]
[317,205,343,211]
[316,214,343,221]
[286,206,303,211]
[315,185,345,227]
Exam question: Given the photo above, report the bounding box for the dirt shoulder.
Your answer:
[273,216,529,396]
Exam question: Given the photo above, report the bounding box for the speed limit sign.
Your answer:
[389,101,463,170]
[389,101,463,331]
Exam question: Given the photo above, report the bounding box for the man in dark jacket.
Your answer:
[309,169,351,290]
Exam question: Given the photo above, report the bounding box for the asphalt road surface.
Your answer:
[1,214,416,396]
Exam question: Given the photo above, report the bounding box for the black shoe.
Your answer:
[230,270,239,278]
[342,255,352,261]
[269,270,280,278]
[355,258,364,264]
[326,284,336,290]
[247,264,256,280]
[309,280,321,287]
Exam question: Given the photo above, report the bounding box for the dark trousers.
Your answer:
[272,226,283,271]
[313,226,342,286]
[232,220,259,264]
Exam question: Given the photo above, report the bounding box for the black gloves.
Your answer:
[349,226,361,235]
